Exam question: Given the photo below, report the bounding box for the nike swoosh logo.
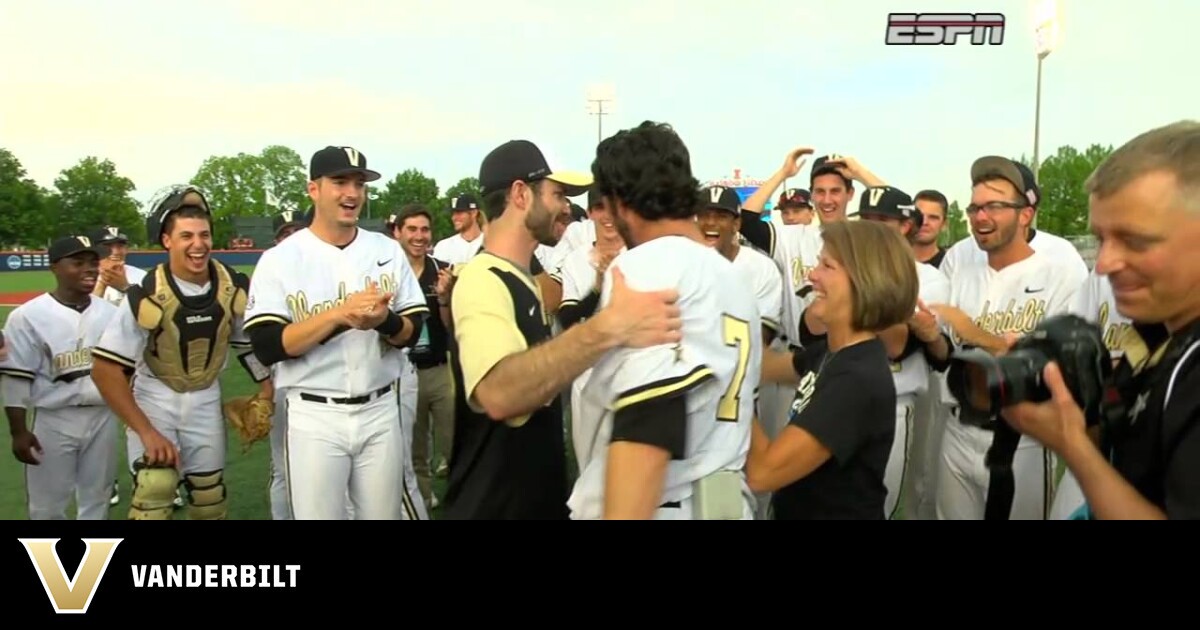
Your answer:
[377,259,392,267]
[1024,287,1044,293]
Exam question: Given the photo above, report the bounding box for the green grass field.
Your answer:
[0,267,449,520]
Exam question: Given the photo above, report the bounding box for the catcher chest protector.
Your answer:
[126,261,248,393]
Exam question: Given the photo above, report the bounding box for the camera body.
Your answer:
[947,314,1112,428]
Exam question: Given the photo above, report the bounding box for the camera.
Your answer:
[946,314,1112,428]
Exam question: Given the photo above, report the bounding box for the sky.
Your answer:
[2,0,1197,214]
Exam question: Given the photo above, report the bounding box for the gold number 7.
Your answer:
[718,313,751,422]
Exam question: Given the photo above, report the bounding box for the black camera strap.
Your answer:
[983,420,1022,520]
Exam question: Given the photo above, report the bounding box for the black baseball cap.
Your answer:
[700,185,742,216]
[569,202,587,222]
[810,155,854,189]
[92,225,129,245]
[971,156,1041,208]
[854,186,924,230]
[450,194,479,212]
[273,209,308,236]
[479,140,592,197]
[310,146,382,182]
[49,235,103,263]
[777,188,812,208]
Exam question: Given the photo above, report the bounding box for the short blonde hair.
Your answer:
[1085,120,1200,214]
[820,220,919,332]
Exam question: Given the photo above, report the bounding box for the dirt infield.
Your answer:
[0,291,41,306]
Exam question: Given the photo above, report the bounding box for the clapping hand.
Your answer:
[908,299,942,343]
[343,281,393,330]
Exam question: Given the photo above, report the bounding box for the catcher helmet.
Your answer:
[145,184,212,246]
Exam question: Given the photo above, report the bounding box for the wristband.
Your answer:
[375,311,403,337]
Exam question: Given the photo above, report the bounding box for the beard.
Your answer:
[525,197,560,247]
[613,210,636,247]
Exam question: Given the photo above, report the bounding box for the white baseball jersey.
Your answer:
[892,262,951,399]
[731,244,784,338]
[568,235,762,519]
[549,219,596,272]
[941,229,1088,283]
[432,232,483,266]
[1070,268,1132,359]
[93,270,250,397]
[751,222,824,346]
[101,265,147,306]
[533,244,555,271]
[244,227,429,398]
[0,294,118,409]
[942,250,1084,406]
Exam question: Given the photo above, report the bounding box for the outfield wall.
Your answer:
[0,250,266,272]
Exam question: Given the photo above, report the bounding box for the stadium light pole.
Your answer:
[1032,0,1060,230]
[586,83,616,144]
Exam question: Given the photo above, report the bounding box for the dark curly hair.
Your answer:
[591,121,701,221]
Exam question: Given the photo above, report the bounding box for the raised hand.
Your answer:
[781,147,815,178]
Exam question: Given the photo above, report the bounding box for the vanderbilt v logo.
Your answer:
[20,538,123,614]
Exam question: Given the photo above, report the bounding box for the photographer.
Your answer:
[1001,121,1200,519]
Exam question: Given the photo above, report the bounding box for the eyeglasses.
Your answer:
[965,201,1026,215]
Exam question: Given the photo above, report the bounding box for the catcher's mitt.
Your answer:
[223,395,274,453]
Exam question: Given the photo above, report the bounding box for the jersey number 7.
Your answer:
[718,314,751,423]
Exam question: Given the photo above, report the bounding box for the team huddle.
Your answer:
[0,121,1124,520]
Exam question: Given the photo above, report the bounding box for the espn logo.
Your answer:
[886,13,1005,45]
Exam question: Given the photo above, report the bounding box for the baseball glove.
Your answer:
[223,395,274,453]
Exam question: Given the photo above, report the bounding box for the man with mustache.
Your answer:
[2,235,120,519]
[245,146,429,521]
[388,204,455,511]
[91,185,273,520]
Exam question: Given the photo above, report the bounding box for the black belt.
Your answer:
[412,357,447,370]
[299,385,392,406]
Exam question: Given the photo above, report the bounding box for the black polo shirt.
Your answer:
[408,255,451,370]
[1109,319,1200,518]
[441,251,568,520]
[771,337,897,520]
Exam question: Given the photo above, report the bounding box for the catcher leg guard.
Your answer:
[129,462,180,520]
[184,470,227,520]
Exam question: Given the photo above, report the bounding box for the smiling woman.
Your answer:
[749,220,919,520]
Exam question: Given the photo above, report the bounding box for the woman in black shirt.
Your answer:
[747,220,920,519]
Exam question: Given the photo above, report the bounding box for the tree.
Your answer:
[49,157,143,246]
[1028,144,1113,237]
[190,146,307,247]
[0,149,49,249]
[940,199,970,247]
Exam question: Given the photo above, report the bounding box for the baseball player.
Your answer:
[264,210,310,520]
[929,157,1086,520]
[550,194,627,465]
[696,185,784,518]
[91,225,147,306]
[87,224,148,507]
[568,121,763,520]
[770,188,815,226]
[2,235,120,520]
[244,146,429,521]
[851,186,953,519]
[91,185,273,520]
[432,195,484,265]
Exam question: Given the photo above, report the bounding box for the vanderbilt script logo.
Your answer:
[20,538,123,614]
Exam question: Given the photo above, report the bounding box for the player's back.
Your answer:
[568,235,762,520]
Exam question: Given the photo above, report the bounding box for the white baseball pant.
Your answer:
[269,387,291,520]
[904,377,950,520]
[25,406,118,520]
[284,387,407,520]
[126,381,225,476]
[883,396,916,520]
[396,355,428,520]
[935,410,1056,520]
